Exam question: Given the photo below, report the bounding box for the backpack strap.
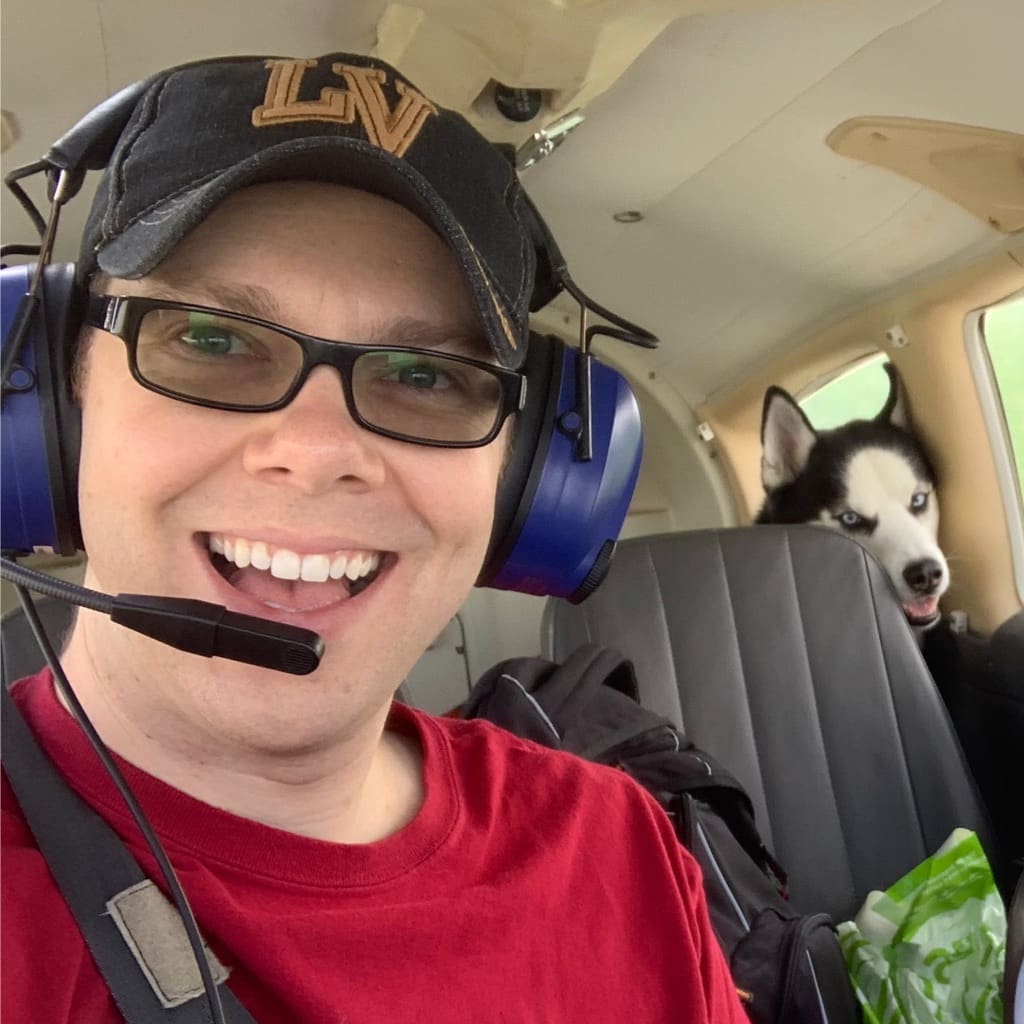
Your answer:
[1,683,257,1023]
[461,658,565,747]
[468,646,651,754]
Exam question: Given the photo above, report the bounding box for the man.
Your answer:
[1,53,747,1021]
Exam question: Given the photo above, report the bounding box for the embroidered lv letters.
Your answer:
[252,59,438,158]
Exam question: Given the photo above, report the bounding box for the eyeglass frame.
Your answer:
[84,294,528,449]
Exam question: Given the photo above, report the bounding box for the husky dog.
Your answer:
[756,364,948,627]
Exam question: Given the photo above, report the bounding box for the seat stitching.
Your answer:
[714,533,771,846]
[643,543,685,726]
[784,530,857,904]
[860,546,930,856]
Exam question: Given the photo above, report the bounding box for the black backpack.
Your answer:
[462,644,862,1024]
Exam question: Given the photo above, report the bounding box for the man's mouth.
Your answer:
[902,595,940,627]
[206,532,388,613]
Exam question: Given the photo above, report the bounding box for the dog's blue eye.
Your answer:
[838,511,862,528]
[910,491,929,512]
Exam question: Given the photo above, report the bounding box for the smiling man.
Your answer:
[1,53,747,1022]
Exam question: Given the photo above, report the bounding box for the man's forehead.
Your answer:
[139,276,282,321]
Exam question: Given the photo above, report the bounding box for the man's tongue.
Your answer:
[224,565,352,612]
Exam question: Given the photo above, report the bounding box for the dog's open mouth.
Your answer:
[902,595,940,627]
[205,532,388,612]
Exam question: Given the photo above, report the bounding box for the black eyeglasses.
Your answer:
[84,295,527,448]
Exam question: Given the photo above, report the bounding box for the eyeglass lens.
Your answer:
[133,306,505,444]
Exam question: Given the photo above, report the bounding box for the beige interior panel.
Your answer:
[376,0,812,146]
[827,117,1024,233]
[699,250,1024,634]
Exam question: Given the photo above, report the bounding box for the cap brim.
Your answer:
[93,137,523,368]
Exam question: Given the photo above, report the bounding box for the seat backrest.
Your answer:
[544,525,995,921]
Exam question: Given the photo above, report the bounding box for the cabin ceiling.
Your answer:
[3,0,1022,407]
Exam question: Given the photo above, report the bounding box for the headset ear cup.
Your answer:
[479,333,643,600]
[1,263,82,555]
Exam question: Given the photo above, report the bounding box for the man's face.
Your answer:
[72,181,509,753]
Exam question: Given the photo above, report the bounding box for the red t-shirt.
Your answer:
[2,669,748,1023]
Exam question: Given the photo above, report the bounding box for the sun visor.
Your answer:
[827,117,1024,234]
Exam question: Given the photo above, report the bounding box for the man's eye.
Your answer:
[180,325,253,357]
[374,355,459,392]
[909,491,929,513]
[838,510,862,528]
[394,362,450,390]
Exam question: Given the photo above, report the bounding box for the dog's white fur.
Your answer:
[813,447,947,610]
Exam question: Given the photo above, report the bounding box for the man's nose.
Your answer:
[903,558,944,594]
[240,366,387,494]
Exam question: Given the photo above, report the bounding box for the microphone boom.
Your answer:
[0,557,324,675]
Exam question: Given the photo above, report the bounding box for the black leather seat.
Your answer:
[544,525,999,922]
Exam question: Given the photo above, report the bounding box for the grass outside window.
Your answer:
[982,297,1024,489]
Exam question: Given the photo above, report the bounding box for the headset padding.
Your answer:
[40,263,83,553]
[478,333,562,585]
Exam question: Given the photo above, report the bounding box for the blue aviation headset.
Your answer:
[1,75,656,606]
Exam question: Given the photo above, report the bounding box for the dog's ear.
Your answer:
[760,386,817,490]
[876,362,911,430]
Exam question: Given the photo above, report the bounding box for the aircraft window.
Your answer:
[970,293,1024,603]
[981,296,1024,490]
[797,353,888,428]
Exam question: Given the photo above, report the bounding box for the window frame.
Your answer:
[965,293,1024,605]
[795,350,886,413]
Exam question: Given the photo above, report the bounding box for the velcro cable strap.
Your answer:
[107,881,231,1009]
[1,684,256,1023]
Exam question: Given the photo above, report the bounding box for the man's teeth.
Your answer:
[208,534,381,583]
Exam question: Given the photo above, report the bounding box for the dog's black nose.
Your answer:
[903,558,944,594]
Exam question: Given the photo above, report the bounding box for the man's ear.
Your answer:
[876,362,911,430]
[760,386,817,491]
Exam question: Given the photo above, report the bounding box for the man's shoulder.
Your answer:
[419,705,630,773]
[412,706,670,831]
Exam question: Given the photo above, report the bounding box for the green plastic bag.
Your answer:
[837,829,1006,1024]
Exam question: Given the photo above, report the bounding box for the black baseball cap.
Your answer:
[79,53,539,368]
